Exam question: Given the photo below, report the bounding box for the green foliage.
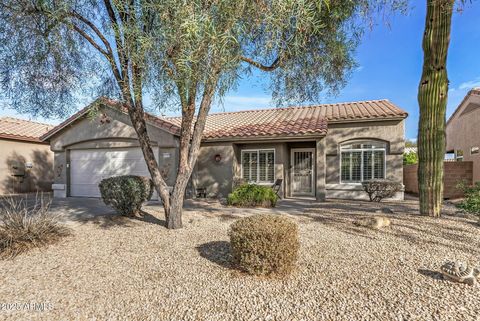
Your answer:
[456,181,480,215]
[227,184,278,207]
[361,179,402,202]
[99,175,154,216]
[229,214,299,276]
[0,0,408,115]
[403,152,418,165]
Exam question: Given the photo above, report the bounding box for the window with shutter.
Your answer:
[241,149,275,183]
[340,141,386,183]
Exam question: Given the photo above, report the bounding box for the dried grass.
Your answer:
[0,194,71,259]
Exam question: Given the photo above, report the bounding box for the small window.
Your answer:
[455,149,464,161]
[471,147,479,155]
[241,149,275,183]
[340,141,386,183]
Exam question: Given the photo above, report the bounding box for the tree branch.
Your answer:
[103,0,129,92]
[69,11,113,56]
[240,56,281,71]
[71,25,109,57]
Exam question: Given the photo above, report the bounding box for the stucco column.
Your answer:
[316,138,326,201]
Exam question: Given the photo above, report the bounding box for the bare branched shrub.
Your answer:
[229,214,299,276]
[0,195,71,259]
[361,180,402,202]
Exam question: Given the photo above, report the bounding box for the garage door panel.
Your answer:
[70,147,158,198]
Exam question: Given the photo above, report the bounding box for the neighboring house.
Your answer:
[41,97,408,200]
[446,88,480,182]
[0,117,54,194]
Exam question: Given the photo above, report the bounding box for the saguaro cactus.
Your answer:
[417,0,454,217]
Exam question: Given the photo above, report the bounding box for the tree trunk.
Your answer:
[417,0,454,217]
[126,104,172,223]
[166,79,218,229]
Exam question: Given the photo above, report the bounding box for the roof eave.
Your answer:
[446,88,480,126]
[0,133,49,144]
[202,132,327,143]
[40,98,181,141]
[327,116,407,124]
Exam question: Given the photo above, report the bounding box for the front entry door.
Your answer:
[291,148,315,196]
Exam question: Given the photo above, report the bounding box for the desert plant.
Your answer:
[362,179,402,202]
[229,214,299,276]
[0,195,71,259]
[403,151,418,165]
[456,181,480,215]
[227,184,278,208]
[99,175,154,216]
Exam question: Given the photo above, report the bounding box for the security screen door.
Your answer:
[291,148,315,196]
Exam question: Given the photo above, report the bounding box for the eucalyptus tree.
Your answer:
[0,0,404,228]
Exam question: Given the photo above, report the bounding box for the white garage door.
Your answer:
[70,147,158,198]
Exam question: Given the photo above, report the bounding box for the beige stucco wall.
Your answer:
[0,139,53,194]
[446,92,480,182]
[194,119,405,201]
[49,106,179,197]
[324,120,405,200]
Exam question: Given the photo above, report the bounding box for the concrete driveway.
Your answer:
[45,196,318,225]
[2,194,406,226]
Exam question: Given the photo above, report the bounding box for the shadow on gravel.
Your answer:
[418,268,444,281]
[135,211,166,226]
[196,241,233,269]
[89,211,165,229]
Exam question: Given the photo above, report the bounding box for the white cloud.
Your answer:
[457,78,480,90]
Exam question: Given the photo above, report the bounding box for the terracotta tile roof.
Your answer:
[0,117,54,143]
[41,97,180,141]
[167,99,407,140]
[42,98,407,142]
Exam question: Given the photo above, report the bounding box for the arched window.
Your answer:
[340,141,386,183]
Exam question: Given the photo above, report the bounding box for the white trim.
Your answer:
[290,148,315,197]
[240,149,276,184]
[339,141,387,183]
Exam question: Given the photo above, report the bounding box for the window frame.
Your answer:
[241,149,276,184]
[455,149,464,161]
[339,141,387,184]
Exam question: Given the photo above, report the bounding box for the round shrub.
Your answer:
[227,184,278,207]
[99,175,154,216]
[229,214,299,276]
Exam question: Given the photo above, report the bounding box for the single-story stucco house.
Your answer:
[446,88,480,182]
[40,97,408,201]
[0,117,54,194]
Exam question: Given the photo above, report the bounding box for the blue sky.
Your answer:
[1,2,480,140]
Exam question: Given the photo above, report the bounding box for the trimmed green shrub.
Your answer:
[361,179,402,202]
[227,184,278,207]
[99,175,154,216]
[229,214,299,276]
[457,181,480,215]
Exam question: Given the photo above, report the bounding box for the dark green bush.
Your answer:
[227,184,278,207]
[99,175,154,216]
[229,214,299,276]
[457,181,480,215]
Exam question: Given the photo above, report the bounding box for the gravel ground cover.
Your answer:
[0,198,479,321]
